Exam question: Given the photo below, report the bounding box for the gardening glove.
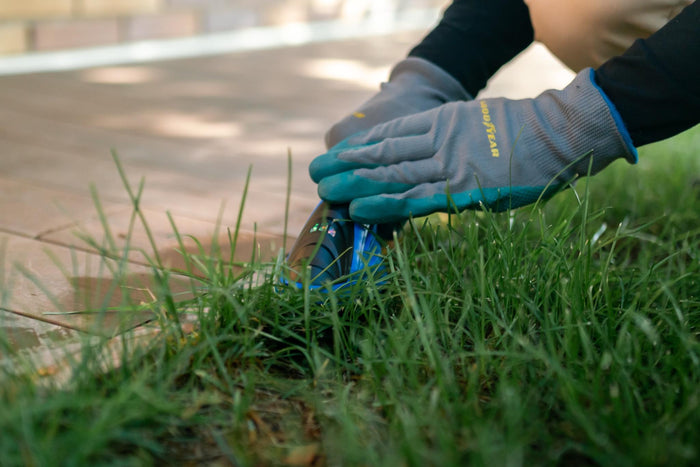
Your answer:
[310,68,638,224]
[325,57,471,149]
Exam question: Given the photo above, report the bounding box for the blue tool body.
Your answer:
[282,202,387,291]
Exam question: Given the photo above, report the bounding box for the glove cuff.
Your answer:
[588,68,638,164]
[524,67,638,180]
[389,57,472,103]
[572,68,638,172]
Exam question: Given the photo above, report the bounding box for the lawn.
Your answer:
[1,126,699,466]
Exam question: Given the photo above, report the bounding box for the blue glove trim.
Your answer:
[318,171,413,204]
[310,137,378,183]
[589,68,639,164]
[349,184,565,224]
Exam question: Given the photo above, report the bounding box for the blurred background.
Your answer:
[0,0,448,55]
[0,0,573,246]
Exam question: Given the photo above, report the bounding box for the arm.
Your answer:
[595,1,700,146]
[409,0,534,97]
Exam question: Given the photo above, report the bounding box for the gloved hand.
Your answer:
[310,68,638,224]
[324,57,471,149]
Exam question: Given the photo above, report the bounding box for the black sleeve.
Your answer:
[408,0,534,98]
[595,1,700,147]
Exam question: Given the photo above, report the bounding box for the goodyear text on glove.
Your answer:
[480,101,499,158]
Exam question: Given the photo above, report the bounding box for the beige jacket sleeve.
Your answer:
[524,0,693,70]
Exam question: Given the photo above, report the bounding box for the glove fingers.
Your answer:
[349,190,452,224]
[317,157,444,203]
[310,133,434,183]
[324,100,417,149]
[317,170,413,204]
[347,110,434,145]
[310,132,383,182]
[340,134,435,165]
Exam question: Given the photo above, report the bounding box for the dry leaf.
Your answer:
[283,443,320,466]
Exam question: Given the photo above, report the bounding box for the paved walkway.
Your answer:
[0,31,572,366]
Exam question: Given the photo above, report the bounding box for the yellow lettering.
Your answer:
[480,102,499,157]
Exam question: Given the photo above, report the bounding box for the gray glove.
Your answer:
[324,57,471,149]
[310,68,638,224]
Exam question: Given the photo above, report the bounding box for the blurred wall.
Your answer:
[0,0,447,55]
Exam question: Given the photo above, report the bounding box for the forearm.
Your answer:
[595,1,700,147]
[408,0,534,98]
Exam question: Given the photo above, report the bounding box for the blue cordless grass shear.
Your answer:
[281,201,390,292]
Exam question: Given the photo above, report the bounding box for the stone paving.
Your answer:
[0,30,572,369]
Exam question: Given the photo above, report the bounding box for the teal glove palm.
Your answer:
[325,57,470,149]
[310,69,638,224]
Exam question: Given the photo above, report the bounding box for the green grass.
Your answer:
[1,126,699,466]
